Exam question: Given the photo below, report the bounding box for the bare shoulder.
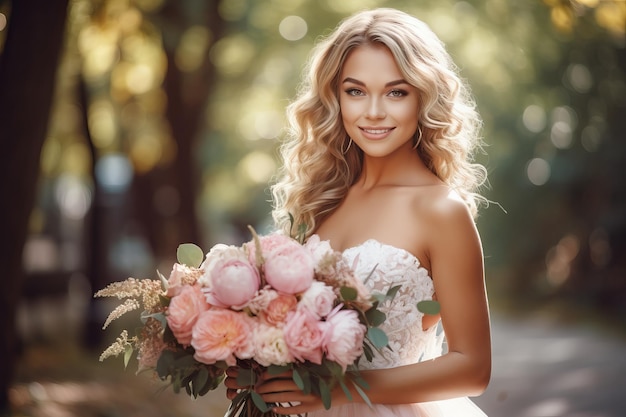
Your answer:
[409,186,480,253]
[410,186,473,224]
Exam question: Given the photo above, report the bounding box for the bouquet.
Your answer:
[96,227,399,416]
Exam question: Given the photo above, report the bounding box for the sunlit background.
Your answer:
[1,0,625,416]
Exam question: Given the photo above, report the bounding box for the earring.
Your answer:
[413,126,423,150]
[342,137,353,154]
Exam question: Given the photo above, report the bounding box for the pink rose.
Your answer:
[166,284,209,346]
[166,263,199,297]
[200,244,260,308]
[252,323,294,367]
[322,305,366,372]
[283,308,324,364]
[191,309,254,366]
[299,281,336,318]
[263,293,298,326]
[261,235,315,294]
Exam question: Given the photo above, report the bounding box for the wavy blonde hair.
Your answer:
[271,8,487,237]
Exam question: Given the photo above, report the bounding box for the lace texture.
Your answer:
[343,239,444,370]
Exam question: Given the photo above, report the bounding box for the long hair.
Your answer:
[271,8,487,237]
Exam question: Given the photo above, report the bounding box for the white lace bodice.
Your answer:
[343,239,444,370]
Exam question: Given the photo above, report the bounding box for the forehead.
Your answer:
[340,43,404,80]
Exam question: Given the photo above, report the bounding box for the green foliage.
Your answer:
[176,243,204,268]
[155,349,226,399]
[417,300,441,315]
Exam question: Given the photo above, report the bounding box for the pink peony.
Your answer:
[304,234,339,275]
[299,281,336,318]
[200,244,260,308]
[283,308,324,364]
[261,235,315,294]
[322,305,366,372]
[166,284,209,345]
[252,323,294,367]
[191,309,254,366]
[263,293,298,326]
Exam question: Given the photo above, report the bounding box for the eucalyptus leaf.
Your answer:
[417,300,441,315]
[362,342,374,361]
[367,327,389,349]
[156,350,175,378]
[250,390,269,412]
[292,368,305,390]
[340,286,357,301]
[176,243,204,268]
[193,367,209,397]
[339,379,353,401]
[319,378,331,410]
[353,382,373,408]
[385,284,402,299]
[268,364,291,374]
[365,308,386,327]
[236,368,255,387]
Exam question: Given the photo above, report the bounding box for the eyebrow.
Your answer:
[342,77,409,87]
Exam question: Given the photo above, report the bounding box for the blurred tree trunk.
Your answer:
[0,0,69,412]
[133,0,225,257]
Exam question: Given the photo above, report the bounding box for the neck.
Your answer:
[356,148,434,189]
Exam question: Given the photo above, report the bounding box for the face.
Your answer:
[339,43,420,159]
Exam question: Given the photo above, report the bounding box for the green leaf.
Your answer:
[123,345,133,369]
[173,354,198,370]
[417,300,441,315]
[299,368,312,394]
[193,367,209,397]
[177,243,204,268]
[339,379,353,402]
[362,342,374,362]
[156,350,175,378]
[353,381,373,408]
[340,286,357,301]
[318,378,331,409]
[250,390,269,412]
[352,373,370,391]
[365,308,386,327]
[236,368,256,387]
[367,327,389,349]
[268,364,291,375]
[385,284,402,299]
[292,368,305,390]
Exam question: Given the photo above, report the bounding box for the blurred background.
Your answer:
[0,0,625,416]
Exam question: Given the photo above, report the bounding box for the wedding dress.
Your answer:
[307,239,488,417]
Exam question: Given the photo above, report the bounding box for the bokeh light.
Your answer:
[526,157,551,186]
[55,175,92,220]
[94,153,133,193]
[279,16,308,41]
[237,151,276,184]
[523,105,548,133]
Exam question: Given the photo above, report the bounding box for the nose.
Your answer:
[365,97,386,119]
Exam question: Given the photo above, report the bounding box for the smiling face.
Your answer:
[339,43,420,159]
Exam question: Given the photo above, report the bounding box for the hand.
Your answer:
[255,370,329,415]
[224,366,335,415]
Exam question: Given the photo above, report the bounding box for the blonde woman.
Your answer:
[226,8,491,416]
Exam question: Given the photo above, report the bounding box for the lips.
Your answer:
[361,128,393,134]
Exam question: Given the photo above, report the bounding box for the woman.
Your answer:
[226,8,491,416]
